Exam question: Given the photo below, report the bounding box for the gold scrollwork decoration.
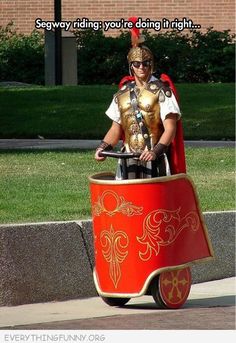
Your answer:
[92,190,143,217]
[137,208,200,261]
[101,225,129,288]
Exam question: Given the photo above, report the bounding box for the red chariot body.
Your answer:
[89,172,214,308]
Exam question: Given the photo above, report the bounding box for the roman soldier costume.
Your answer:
[98,17,185,178]
[91,17,214,308]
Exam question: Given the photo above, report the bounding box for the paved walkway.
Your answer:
[0,139,234,150]
[0,277,235,330]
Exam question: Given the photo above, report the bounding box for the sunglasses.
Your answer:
[132,60,151,68]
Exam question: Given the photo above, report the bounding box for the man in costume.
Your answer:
[95,17,186,179]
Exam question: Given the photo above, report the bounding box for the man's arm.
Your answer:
[158,113,178,145]
[139,113,178,162]
[95,121,122,161]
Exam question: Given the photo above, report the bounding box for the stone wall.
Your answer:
[0,211,235,306]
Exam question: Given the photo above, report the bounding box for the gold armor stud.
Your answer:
[165,90,172,97]
[150,84,157,90]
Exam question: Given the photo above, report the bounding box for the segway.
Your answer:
[89,151,214,309]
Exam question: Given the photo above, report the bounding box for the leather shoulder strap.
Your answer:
[129,85,151,150]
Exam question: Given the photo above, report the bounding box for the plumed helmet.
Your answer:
[127,17,155,74]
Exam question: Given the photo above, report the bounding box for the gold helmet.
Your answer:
[127,17,155,74]
[127,46,154,73]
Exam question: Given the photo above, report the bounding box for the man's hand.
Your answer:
[95,148,106,161]
[139,149,156,162]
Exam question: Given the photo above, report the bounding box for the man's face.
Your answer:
[131,60,151,82]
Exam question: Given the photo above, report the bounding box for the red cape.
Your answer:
[118,74,186,174]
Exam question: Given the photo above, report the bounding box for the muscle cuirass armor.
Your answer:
[115,80,170,153]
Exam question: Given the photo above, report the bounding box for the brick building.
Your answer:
[0,0,235,35]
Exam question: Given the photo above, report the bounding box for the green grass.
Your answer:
[0,85,114,139]
[0,147,234,224]
[0,83,235,140]
[185,147,235,211]
[178,83,235,140]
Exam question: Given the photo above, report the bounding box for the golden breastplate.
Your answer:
[116,82,164,153]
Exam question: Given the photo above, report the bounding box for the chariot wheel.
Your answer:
[151,267,192,309]
[101,296,131,307]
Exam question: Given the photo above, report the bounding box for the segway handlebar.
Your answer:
[98,150,141,159]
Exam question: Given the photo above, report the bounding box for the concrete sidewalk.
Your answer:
[0,277,235,329]
[0,139,234,150]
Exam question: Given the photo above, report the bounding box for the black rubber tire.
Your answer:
[150,275,169,309]
[101,296,131,307]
